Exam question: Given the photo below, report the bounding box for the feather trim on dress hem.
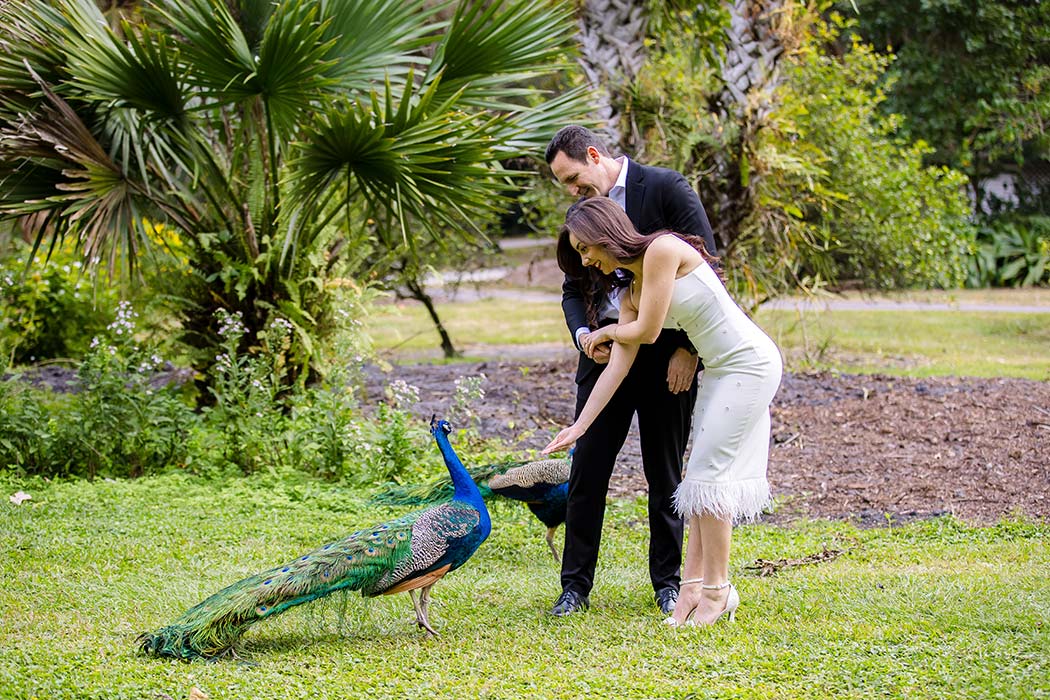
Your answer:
[673,477,771,523]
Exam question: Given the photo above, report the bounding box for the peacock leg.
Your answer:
[546,527,561,563]
[419,585,438,637]
[409,588,439,637]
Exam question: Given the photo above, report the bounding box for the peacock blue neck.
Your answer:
[433,426,485,508]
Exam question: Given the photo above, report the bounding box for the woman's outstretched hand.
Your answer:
[543,423,585,455]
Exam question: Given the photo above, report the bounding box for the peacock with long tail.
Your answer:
[138,418,490,660]
[371,455,569,561]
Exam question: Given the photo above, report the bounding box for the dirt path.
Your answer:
[365,358,1050,525]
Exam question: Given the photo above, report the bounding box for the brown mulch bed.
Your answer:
[364,358,1050,525]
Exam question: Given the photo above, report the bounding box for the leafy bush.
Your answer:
[54,303,196,479]
[0,303,452,483]
[0,242,118,364]
[967,215,1050,287]
[294,378,432,486]
[772,26,976,290]
[630,8,975,301]
[1,302,196,479]
[200,309,291,475]
[0,355,52,471]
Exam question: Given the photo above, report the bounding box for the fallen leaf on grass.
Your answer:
[745,540,856,577]
[188,688,209,700]
[9,491,31,506]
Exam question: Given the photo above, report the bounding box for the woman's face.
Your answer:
[569,232,617,275]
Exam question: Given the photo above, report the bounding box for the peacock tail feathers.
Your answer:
[138,513,419,660]
[139,504,483,659]
[371,458,569,507]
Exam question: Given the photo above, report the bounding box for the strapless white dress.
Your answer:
[664,262,783,522]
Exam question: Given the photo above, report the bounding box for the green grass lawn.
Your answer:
[367,297,569,349]
[756,309,1050,379]
[365,291,1050,379]
[2,473,1047,699]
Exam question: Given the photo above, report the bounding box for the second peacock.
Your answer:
[139,418,490,660]
[371,456,570,561]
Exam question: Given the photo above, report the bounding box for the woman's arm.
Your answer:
[542,308,641,454]
[582,236,680,349]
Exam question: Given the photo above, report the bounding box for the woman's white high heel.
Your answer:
[662,578,702,626]
[702,581,739,624]
[664,580,739,627]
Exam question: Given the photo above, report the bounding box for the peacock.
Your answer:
[371,455,570,561]
[138,418,490,660]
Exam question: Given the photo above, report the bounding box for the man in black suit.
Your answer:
[544,125,718,617]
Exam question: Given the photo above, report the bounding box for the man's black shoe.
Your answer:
[655,586,678,615]
[550,590,590,617]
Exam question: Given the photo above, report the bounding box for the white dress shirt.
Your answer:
[574,158,630,350]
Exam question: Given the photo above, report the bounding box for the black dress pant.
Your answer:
[560,329,698,597]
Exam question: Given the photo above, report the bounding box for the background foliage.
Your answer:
[629,4,975,304]
[0,239,119,364]
[836,0,1050,185]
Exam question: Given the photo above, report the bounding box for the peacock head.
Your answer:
[430,416,453,436]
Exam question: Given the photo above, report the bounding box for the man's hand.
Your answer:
[580,327,614,364]
[590,342,611,364]
[666,347,699,394]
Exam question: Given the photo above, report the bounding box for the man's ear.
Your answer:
[586,146,601,163]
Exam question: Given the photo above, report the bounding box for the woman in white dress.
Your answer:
[543,197,783,627]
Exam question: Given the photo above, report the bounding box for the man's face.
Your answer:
[549,148,607,199]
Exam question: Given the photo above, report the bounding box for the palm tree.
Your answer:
[574,0,650,150]
[0,0,583,386]
[708,0,789,252]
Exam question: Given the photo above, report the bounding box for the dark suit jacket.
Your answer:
[562,159,717,383]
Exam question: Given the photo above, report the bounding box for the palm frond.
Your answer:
[60,0,186,122]
[318,0,440,91]
[425,0,577,108]
[285,74,513,259]
[0,0,71,118]
[254,0,336,136]
[227,0,276,50]
[489,86,594,155]
[156,0,258,101]
[0,66,150,269]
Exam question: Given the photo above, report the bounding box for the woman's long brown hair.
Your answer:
[556,198,722,325]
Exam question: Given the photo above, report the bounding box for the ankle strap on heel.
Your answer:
[680,577,704,586]
[702,581,732,590]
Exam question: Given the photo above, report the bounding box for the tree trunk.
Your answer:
[575,0,650,152]
[709,0,788,251]
[404,277,459,359]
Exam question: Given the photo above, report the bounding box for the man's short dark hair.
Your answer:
[544,125,611,164]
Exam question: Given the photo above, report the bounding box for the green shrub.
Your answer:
[0,242,119,364]
[0,304,452,483]
[0,356,52,472]
[201,309,293,475]
[1,302,196,479]
[287,374,363,482]
[968,215,1050,287]
[774,28,976,290]
[56,302,196,479]
[630,9,975,300]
